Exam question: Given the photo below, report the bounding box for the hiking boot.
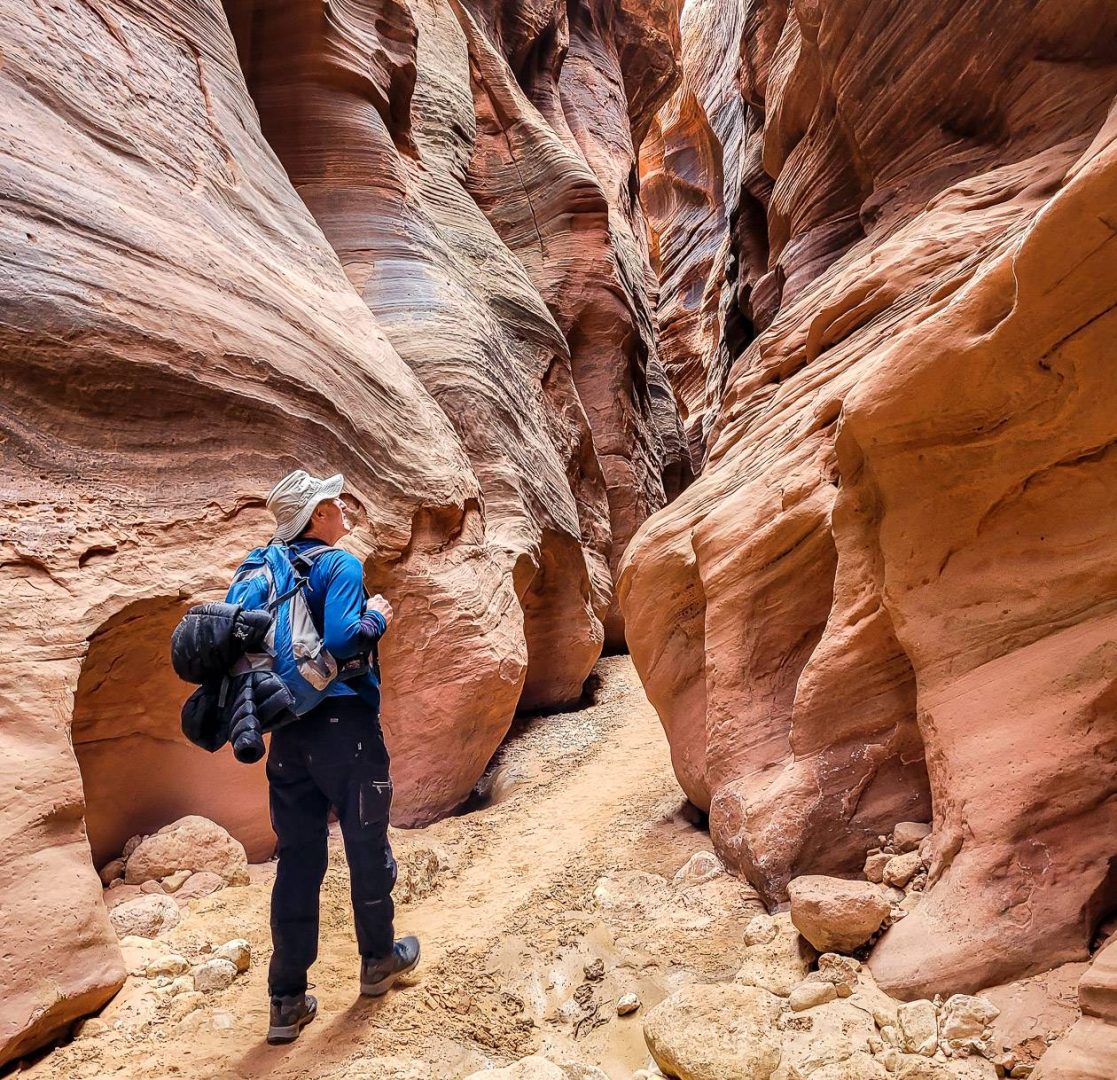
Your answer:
[267,992,318,1044]
[360,936,421,996]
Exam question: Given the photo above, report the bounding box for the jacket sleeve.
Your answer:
[321,551,386,658]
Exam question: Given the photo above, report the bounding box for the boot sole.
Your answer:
[266,1002,318,1044]
[360,944,421,996]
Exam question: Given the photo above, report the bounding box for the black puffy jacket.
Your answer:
[172,602,295,763]
[171,602,272,683]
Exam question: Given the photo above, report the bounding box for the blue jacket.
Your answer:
[226,539,387,713]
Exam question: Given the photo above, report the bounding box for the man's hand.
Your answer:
[366,594,394,627]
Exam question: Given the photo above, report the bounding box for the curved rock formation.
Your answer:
[622,0,1117,999]
[1036,939,1117,1079]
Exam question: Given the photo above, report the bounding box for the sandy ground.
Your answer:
[29,657,765,1079]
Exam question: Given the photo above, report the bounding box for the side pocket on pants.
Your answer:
[358,779,392,829]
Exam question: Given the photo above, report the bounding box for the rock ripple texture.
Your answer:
[0,0,685,1064]
[621,0,1117,999]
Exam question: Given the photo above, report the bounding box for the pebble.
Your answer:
[583,958,605,981]
[616,993,641,1016]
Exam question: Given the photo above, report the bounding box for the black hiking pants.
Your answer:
[266,695,396,998]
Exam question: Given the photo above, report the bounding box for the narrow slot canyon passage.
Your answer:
[4,0,1116,1074]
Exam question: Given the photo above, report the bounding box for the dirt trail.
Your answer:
[30,657,764,1079]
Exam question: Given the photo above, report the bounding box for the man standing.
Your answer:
[230,470,420,1045]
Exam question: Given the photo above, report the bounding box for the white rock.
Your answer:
[193,958,238,993]
[897,999,938,1056]
[940,993,1000,1044]
[789,978,838,1011]
[743,914,779,946]
[735,912,816,996]
[144,953,190,978]
[214,939,251,974]
[108,894,181,939]
[643,983,782,1080]
[616,992,641,1015]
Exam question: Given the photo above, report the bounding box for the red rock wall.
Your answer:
[0,0,684,1062]
[622,0,1117,999]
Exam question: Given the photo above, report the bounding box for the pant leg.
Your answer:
[267,722,330,998]
[305,696,397,961]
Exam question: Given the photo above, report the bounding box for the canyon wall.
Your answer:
[0,0,682,1063]
[622,0,1117,1000]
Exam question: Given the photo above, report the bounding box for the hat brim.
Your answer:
[273,473,345,542]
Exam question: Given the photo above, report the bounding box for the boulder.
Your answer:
[788,876,890,953]
[1033,939,1117,1079]
[107,895,181,939]
[125,817,249,886]
[643,983,783,1080]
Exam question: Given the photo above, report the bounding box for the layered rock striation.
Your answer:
[622,0,1117,999]
[0,0,683,1062]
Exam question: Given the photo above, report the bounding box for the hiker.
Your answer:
[228,469,420,1044]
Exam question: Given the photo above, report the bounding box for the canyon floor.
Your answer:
[30,657,764,1079]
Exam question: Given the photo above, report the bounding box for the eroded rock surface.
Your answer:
[621,0,1117,997]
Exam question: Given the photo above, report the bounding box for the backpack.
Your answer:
[226,542,340,716]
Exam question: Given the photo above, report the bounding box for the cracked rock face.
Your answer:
[0,0,684,1063]
[621,0,1117,998]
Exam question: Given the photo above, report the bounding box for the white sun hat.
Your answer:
[266,470,345,542]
